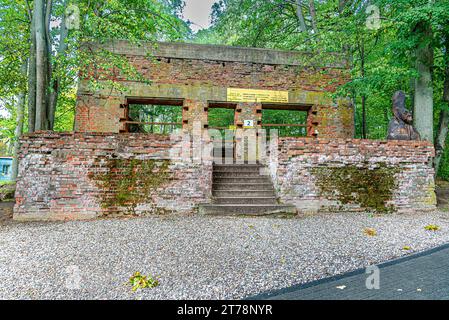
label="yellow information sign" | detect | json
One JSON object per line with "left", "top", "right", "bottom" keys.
{"left": 227, "top": 88, "right": 289, "bottom": 103}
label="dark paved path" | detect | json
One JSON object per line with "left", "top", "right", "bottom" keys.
{"left": 248, "top": 243, "right": 449, "bottom": 300}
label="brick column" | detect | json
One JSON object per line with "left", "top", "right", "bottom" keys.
{"left": 75, "top": 95, "right": 125, "bottom": 133}
{"left": 183, "top": 99, "right": 208, "bottom": 132}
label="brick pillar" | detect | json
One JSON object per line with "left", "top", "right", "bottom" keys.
{"left": 183, "top": 99, "right": 208, "bottom": 132}
{"left": 312, "top": 99, "right": 354, "bottom": 139}
{"left": 75, "top": 95, "right": 125, "bottom": 133}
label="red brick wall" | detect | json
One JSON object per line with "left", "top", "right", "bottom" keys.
{"left": 14, "top": 132, "right": 212, "bottom": 221}
{"left": 14, "top": 133, "right": 436, "bottom": 220}
{"left": 75, "top": 42, "right": 353, "bottom": 137}
{"left": 124, "top": 56, "right": 347, "bottom": 92}
{"left": 269, "top": 138, "right": 436, "bottom": 213}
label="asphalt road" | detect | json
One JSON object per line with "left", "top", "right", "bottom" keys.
{"left": 248, "top": 243, "right": 449, "bottom": 300}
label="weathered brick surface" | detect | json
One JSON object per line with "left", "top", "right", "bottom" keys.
{"left": 14, "top": 133, "right": 436, "bottom": 220}
{"left": 16, "top": 42, "right": 435, "bottom": 220}
{"left": 269, "top": 138, "right": 436, "bottom": 213}
{"left": 14, "top": 132, "right": 212, "bottom": 221}
{"left": 75, "top": 41, "right": 353, "bottom": 138}
{"left": 126, "top": 56, "right": 347, "bottom": 91}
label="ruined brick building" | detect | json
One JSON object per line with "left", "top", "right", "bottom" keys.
{"left": 14, "top": 41, "right": 436, "bottom": 220}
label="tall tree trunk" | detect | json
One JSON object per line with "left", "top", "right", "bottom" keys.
{"left": 383, "top": 105, "right": 389, "bottom": 129}
{"left": 150, "top": 107, "right": 154, "bottom": 133}
{"left": 434, "top": 39, "right": 449, "bottom": 176}
{"left": 361, "top": 96, "right": 367, "bottom": 139}
{"left": 34, "top": 0, "right": 49, "bottom": 131}
{"left": 308, "top": 0, "right": 318, "bottom": 34}
{"left": 434, "top": 110, "right": 449, "bottom": 176}
{"left": 338, "top": 0, "right": 347, "bottom": 13}
{"left": 45, "top": 0, "right": 53, "bottom": 128}
{"left": 48, "top": 0, "right": 67, "bottom": 129}
{"left": 11, "top": 61, "right": 28, "bottom": 181}
{"left": 352, "top": 90, "right": 357, "bottom": 138}
{"left": 295, "top": 0, "right": 307, "bottom": 32}
{"left": 413, "top": 22, "right": 434, "bottom": 142}
{"left": 409, "top": 77, "right": 415, "bottom": 117}
{"left": 28, "top": 10, "right": 37, "bottom": 133}
{"left": 360, "top": 37, "right": 367, "bottom": 139}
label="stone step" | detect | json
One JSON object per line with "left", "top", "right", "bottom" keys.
{"left": 213, "top": 164, "right": 264, "bottom": 172}
{"left": 212, "top": 190, "right": 276, "bottom": 197}
{"left": 214, "top": 197, "right": 278, "bottom": 204}
{"left": 212, "top": 148, "right": 234, "bottom": 153}
{"left": 213, "top": 177, "right": 271, "bottom": 184}
{"left": 212, "top": 183, "right": 275, "bottom": 191}
{"left": 213, "top": 171, "right": 268, "bottom": 178}
{"left": 213, "top": 161, "right": 263, "bottom": 165}
{"left": 198, "top": 204, "right": 297, "bottom": 216}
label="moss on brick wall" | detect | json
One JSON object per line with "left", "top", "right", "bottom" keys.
{"left": 89, "top": 159, "right": 170, "bottom": 215}
{"left": 311, "top": 164, "right": 400, "bottom": 213}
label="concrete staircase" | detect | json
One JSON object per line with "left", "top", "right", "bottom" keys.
{"left": 199, "top": 164, "right": 296, "bottom": 216}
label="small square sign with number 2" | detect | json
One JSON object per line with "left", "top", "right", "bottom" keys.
{"left": 243, "top": 120, "right": 254, "bottom": 127}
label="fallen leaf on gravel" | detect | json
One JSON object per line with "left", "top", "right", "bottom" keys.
{"left": 402, "top": 246, "right": 411, "bottom": 250}
{"left": 129, "top": 272, "right": 159, "bottom": 291}
{"left": 364, "top": 228, "right": 377, "bottom": 236}
{"left": 424, "top": 224, "right": 440, "bottom": 231}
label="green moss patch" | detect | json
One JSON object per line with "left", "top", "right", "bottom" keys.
{"left": 311, "top": 164, "right": 400, "bottom": 213}
{"left": 89, "top": 159, "right": 170, "bottom": 215}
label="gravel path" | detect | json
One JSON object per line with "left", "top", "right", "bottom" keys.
{"left": 1, "top": 212, "right": 449, "bottom": 300}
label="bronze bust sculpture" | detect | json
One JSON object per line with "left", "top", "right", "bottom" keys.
{"left": 387, "top": 91, "right": 421, "bottom": 140}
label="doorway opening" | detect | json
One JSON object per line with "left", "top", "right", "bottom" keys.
{"left": 206, "top": 102, "right": 236, "bottom": 164}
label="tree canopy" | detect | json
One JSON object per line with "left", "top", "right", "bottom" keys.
{"left": 1, "top": 0, "right": 449, "bottom": 179}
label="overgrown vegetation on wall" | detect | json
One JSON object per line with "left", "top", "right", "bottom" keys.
{"left": 89, "top": 159, "right": 170, "bottom": 215}
{"left": 312, "top": 164, "right": 400, "bottom": 213}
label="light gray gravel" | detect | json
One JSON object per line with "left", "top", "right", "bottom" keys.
{"left": 1, "top": 212, "right": 449, "bottom": 300}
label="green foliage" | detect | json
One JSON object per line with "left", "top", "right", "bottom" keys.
{"left": 0, "top": 0, "right": 191, "bottom": 149}
{"left": 197, "top": 0, "right": 449, "bottom": 179}
{"left": 262, "top": 109, "right": 307, "bottom": 137}
{"left": 128, "top": 104, "right": 182, "bottom": 134}
{"left": 0, "top": 181, "right": 15, "bottom": 201}
{"left": 439, "top": 144, "right": 449, "bottom": 180}
{"left": 207, "top": 108, "right": 235, "bottom": 129}
{"left": 1, "top": 1, "right": 449, "bottom": 180}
